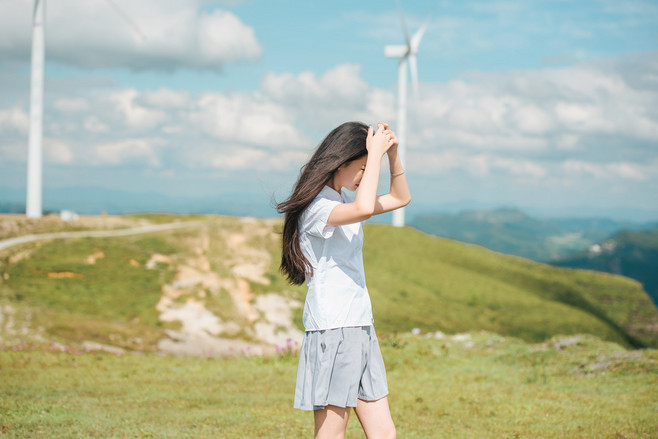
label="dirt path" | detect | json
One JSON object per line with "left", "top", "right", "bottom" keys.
{"left": 0, "top": 221, "right": 207, "bottom": 252}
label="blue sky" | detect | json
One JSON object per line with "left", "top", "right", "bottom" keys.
{"left": 1, "top": 0, "right": 657, "bottom": 220}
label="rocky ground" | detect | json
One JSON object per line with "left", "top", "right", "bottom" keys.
{"left": 0, "top": 215, "right": 303, "bottom": 358}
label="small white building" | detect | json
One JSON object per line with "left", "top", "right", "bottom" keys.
{"left": 60, "top": 210, "right": 79, "bottom": 221}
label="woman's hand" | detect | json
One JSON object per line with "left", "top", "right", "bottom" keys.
{"left": 385, "top": 126, "right": 399, "bottom": 153}
{"left": 366, "top": 123, "right": 395, "bottom": 157}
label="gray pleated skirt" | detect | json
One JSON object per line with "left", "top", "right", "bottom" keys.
{"left": 293, "top": 325, "right": 389, "bottom": 411}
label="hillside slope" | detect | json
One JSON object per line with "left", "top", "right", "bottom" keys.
{"left": 363, "top": 225, "right": 658, "bottom": 348}
{"left": 553, "top": 229, "right": 658, "bottom": 305}
{"left": 0, "top": 215, "right": 656, "bottom": 355}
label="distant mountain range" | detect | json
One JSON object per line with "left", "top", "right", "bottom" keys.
{"left": 4, "top": 185, "right": 658, "bottom": 221}
{"left": 0, "top": 186, "right": 277, "bottom": 218}
{"left": 410, "top": 208, "right": 658, "bottom": 262}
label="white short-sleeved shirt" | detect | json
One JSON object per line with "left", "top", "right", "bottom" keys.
{"left": 298, "top": 185, "right": 374, "bottom": 331}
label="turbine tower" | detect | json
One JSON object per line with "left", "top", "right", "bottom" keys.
{"left": 24, "top": 0, "right": 145, "bottom": 218}
{"left": 385, "top": 2, "right": 432, "bottom": 227}
{"left": 26, "top": 0, "right": 46, "bottom": 218}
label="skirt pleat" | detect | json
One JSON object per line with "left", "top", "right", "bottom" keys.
{"left": 293, "top": 325, "right": 388, "bottom": 411}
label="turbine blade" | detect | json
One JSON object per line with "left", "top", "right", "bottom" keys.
{"left": 396, "top": 0, "right": 411, "bottom": 47}
{"left": 104, "top": 0, "right": 148, "bottom": 41}
{"left": 410, "top": 11, "right": 433, "bottom": 52}
{"left": 409, "top": 53, "right": 419, "bottom": 99}
{"left": 385, "top": 44, "right": 408, "bottom": 58}
{"left": 33, "top": 0, "right": 42, "bottom": 21}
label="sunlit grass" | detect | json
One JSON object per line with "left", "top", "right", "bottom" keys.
{"left": 1, "top": 214, "right": 657, "bottom": 437}
{"left": 1, "top": 216, "right": 656, "bottom": 352}
{"left": 363, "top": 225, "right": 657, "bottom": 348}
{"left": 0, "top": 333, "right": 656, "bottom": 438}
{"left": 3, "top": 236, "right": 177, "bottom": 324}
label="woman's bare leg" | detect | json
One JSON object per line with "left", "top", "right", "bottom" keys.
{"left": 314, "top": 405, "right": 351, "bottom": 439}
{"left": 354, "top": 397, "right": 396, "bottom": 439}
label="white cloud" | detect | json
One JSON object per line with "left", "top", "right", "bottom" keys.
{"left": 0, "top": 0, "right": 262, "bottom": 71}
{"left": 205, "top": 147, "right": 313, "bottom": 172}
{"left": 608, "top": 162, "right": 646, "bottom": 181}
{"left": 189, "top": 92, "right": 310, "bottom": 148}
{"left": 269, "top": 150, "right": 311, "bottom": 171}
{"left": 0, "top": 107, "right": 29, "bottom": 133}
{"left": 261, "top": 64, "right": 388, "bottom": 130}
{"left": 84, "top": 116, "right": 109, "bottom": 133}
{"left": 410, "top": 151, "right": 547, "bottom": 179}
{"left": 561, "top": 160, "right": 647, "bottom": 181}
{"left": 195, "top": 9, "right": 262, "bottom": 64}
{"left": 109, "top": 90, "right": 168, "bottom": 129}
{"left": 94, "top": 138, "right": 164, "bottom": 167}
{"left": 140, "top": 89, "right": 191, "bottom": 109}
{"left": 210, "top": 146, "right": 267, "bottom": 170}
{"left": 52, "top": 98, "right": 89, "bottom": 113}
{"left": 493, "top": 157, "right": 547, "bottom": 178}
{"left": 45, "top": 139, "right": 74, "bottom": 164}
{"left": 556, "top": 134, "right": 580, "bottom": 151}
{"left": 0, "top": 54, "right": 656, "bottom": 213}
{"left": 262, "top": 67, "right": 349, "bottom": 104}
{"left": 511, "top": 105, "right": 553, "bottom": 134}
{"left": 409, "top": 53, "right": 658, "bottom": 171}
{"left": 358, "top": 88, "right": 396, "bottom": 125}
{"left": 554, "top": 102, "right": 607, "bottom": 132}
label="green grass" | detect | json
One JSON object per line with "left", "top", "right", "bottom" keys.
{"left": 0, "top": 333, "right": 656, "bottom": 438}
{"left": 0, "top": 235, "right": 179, "bottom": 350}
{"left": 1, "top": 216, "right": 657, "bottom": 351}
{"left": 4, "top": 236, "right": 177, "bottom": 324}
{"left": 124, "top": 213, "right": 215, "bottom": 224}
{"left": 363, "top": 225, "right": 657, "bottom": 348}
{"left": 1, "top": 214, "right": 657, "bottom": 437}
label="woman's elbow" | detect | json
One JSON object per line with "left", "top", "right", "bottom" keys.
{"left": 356, "top": 204, "right": 376, "bottom": 219}
{"left": 401, "top": 194, "right": 411, "bottom": 207}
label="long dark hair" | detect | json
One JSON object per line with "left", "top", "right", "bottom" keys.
{"left": 276, "top": 121, "right": 369, "bottom": 285}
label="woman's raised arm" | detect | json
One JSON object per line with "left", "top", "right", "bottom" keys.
{"left": 374, "top": 131, "right": 411, "bottom": 214}
{"left": 327, "top": 124, "right": 392, "bottom": 226}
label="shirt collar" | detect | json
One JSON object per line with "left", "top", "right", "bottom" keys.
{"left": 321, "top": 185, "right": 342, "bottom": 201}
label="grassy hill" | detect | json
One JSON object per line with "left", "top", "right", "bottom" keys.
{"left": 363, "top": 225, "right": 657, "bottom": 348}
{"left": 554, "top": 229, "right": 658, "bottom": 305}
{"left": 0, "top": 214, "right": 656, "bottom": 352}
{"left": 1, "top": 214, "right": 657, "bottom": 437}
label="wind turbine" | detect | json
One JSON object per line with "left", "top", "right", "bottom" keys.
{"left": 26, "top": 0, "right": 45, "bottom": 218}
{"left": 24, "top": 0, "right": 146, "bottom": 218}
{"left": 385, "top": 2, "right": 432, "bottom": 227}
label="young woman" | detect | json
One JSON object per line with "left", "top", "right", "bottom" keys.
{"left": 277, "top": 121, "right": 410, "bottom": 439}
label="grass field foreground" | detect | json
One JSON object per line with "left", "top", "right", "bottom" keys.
{"left": 1, "top": 332, "right": 656, "bottom": 438}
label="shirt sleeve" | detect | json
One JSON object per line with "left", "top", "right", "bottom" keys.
{"left": 302, "top": 196, "right": 341, "bottom": 239}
